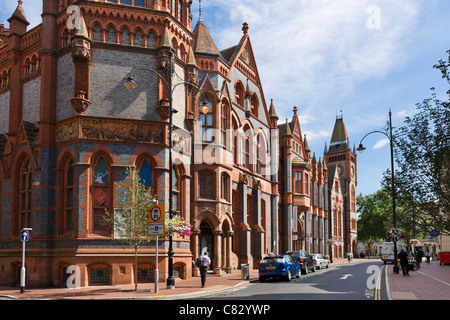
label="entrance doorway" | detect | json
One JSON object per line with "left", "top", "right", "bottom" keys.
{"left": 198, "top": 220, "right": 214, "bottom": 270}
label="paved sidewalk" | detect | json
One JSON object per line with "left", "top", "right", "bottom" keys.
{"left": 386, "top": 259, "right": 450, "bottom": 300}
{"left": 1, "top": 258, "right": 448, "bottom": 300}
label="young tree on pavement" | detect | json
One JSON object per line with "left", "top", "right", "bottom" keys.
{"left": 104, "top": 166, "right": 156, "bottom": 292}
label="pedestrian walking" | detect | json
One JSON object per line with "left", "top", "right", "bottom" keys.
{"left": 347, "top": 252, "right": 352, "bottom": 263}
{"left": 398, "top": 249, "right": 410, "bottom": 276}
{"left": 415, "top": 249, "right": 423, "bottom": 268}
{"left": 199, "top": 251, "right": 211, "bottom": 288}
{"left": 426, "top": 251, "right": 431, "bottom": 264}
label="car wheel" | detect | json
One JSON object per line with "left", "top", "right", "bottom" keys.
{"left": 286, "top": 270, "right": 292, "bottom": 281}
{"left": 259, "top": 276, "right": 265, "bottom": 282}
{"left": 326, "top": 263, "right": 329, "bottom": 269}
{"left": 311, "top": 264, "right": 316, "bottom": 272}
{"left": 303, "top": 266, "right": 308, "bottom": 275}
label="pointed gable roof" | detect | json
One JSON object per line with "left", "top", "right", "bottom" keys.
{"left": 192, "top": 20, "right": 221, "bottom": 56}
{"left": 8, "top": 0, "right": 29, "bottom": 26}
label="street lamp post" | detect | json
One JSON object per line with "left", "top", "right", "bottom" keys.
{"left": 357, "top": 110, "right": 399, "bottom": 274}
{"left": 123, "top": 50, "right": 208, "bottom": 289}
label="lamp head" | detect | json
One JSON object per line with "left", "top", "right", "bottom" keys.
{"left": 356, "top": 144, "right": 366, "bottom": 152}
{"left": 200, "top": 100, "right": 211, "bottom": 115}
{"left": 122, "top": 77, "right": 139, "bottom": 90}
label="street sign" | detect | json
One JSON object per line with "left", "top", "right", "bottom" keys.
{"left": 147, "top": 204, "right": 165, "bottom": 236}
{"left": 21, "top": 230, "right": 29, "bottom": 242}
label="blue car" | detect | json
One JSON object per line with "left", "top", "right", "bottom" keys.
{"left": 259, "top": 254, "right": 300, "bottom": 282}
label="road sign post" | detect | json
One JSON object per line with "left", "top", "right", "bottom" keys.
{"left": 147, "top": 204, "right": 165, "bottom": 293}
{"left": 20, "top": 228, "right": 32, "bottom": 293}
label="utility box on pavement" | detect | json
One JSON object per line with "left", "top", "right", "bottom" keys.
{"left": 241, "top": 264, "right": 249, "bottom": 280}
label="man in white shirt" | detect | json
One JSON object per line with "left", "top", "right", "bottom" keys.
{"left": 200, "top": 251, "right": 211, "bottom": 288}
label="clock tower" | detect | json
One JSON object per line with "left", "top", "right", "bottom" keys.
{"left": 324, "top": 114, "right": 358, "bottom": 257}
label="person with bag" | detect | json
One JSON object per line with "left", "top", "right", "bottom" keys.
{"left": 196, "top": 251, "right": 211, "bottom": 288}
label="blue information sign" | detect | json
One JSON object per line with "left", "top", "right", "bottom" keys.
{"left": 21, "top": 230, "right": 29, "bottom": 242}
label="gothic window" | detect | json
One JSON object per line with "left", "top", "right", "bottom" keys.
{"left": 251, "top": 94, "right": 259, "bottom": 117}
{"left": 23, "top": 58, "right": 31, "bottom": 76}
{"left": 178, "top": 0, "right": 183, "bottom": 22}
{"left": 92, "top": 25, "right": 102, "bottom": 42}
{"left": 333, "top": 207, "right": 337, "bottom": 237}
{"left": 294, "top": 171, "right": 302, "bottom": 193}
{"left": 93, "top": 157, "right": 110, "bottom": 233}
{"left": 63, "top": 159, "right": 75, "bottom": 233}
{"left": 138, "top": 160, "right": 153, "bottom": 188}
{"left": 18, "top": 159, "right": 33, "bottom": 230}
{"left": 200, "top": 100, "right": 213, "bottom": 142}
{"left": 147, "top": 32, "right": 156, "bottom": 48}
{"left": 257, "top": 133, "right": 266, "bottom": 175}
{"left": 121, "top": 28, "right": 130, "bottom": 45}
{"left": 134, "top": 30, "right": 143, "bottom": 47}
{"left": 221, "top": 173, "right": 230, "bottom": 202}
{"left": 235, "top": 82, "right": 245, "bottom": 107}
{"left": 172, "top": 167, "right": 180, "bottom": 212}
{"left": 220, "top": 101, "right": 228, "bottom": 146}
{"left": 244, "top": 136, "right": 250, "bottom": 170}
{"left": 106, "top": 26, "right": 116, "bottom": 43}
{"left": 199, "top": 171, "right": 214, "bottom": 199}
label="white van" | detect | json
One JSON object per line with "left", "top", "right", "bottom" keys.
{"left": 381, "top": 241, "right": 405, "bottom": 264}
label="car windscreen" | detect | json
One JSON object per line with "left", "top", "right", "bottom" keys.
{"left": 261, "top": 257, "right": 285, "bottom": 263}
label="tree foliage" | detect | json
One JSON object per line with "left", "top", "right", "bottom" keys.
{"left": 357, "top": 189, "right": 392, "bottom": 244}
{"left": 392, "top": 50, "right": 450, "bottom": 234}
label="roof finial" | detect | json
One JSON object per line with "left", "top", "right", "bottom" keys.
{"left": 242, "top": 22, "right": 249, "bottom": 34}
{"left": 199, "top": 0, "right": 203, "bottom": 22}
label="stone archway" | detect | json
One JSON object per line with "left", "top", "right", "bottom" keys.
{"left": 198, "top": 220, "right": 214, "bottom": 271}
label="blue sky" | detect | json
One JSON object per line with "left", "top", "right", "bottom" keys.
{"left": 1, "top": 0, "right": 450, "bottom": 197}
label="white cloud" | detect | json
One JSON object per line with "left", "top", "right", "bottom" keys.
{"left": 373, "top": 138, "right": 390, "bottom": 150}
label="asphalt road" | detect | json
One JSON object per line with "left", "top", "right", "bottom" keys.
{"left": 199, "top": 260, "right": 388, "bottom": 300}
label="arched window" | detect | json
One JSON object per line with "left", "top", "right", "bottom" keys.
{"left": 257, "top": 133, "right": 266, "bottom": 175}
{"left": 106, "top": 26, "right": 116, "bottom": 43}
{"left": 134, "top": 30, "right": 143, "bottom": 47}
{"left": 138, "top": 159, "right": 153, "bottom": 188}
{"left": 18, "top": 159, "right": 33, "bottom": 230}
{"left": 235, "top": 82, "right": 245, "bottom": 107}
{"left": 92, "top": 24, "right": 102, "bottom": 42}
{"left": 24, "top": 58, "right": 31, "bottom": 76}
{"left": 121, "top": 28, "right": 130, "bottom": 45}
{"left": 221, "top": 173, "right": 230, "bottom": 202}
{"left": 93, "top": 157, "right": 110, "bottom": 233}
{"left": 63, "top": 159, "right": 75, "bottom": 233}
{"left": 251, "top": 94, "right": 259, "bottom": 117}
{"left": 172, "top": 167, "right": 180, "bottom": 212}
{"left": 147, "top": 32, "right": 156, "bottom": 48}
{"left": 199, "top": 171, "right": 214, "bottom": 199}
{"left": 220, "top": 101, "right": 229, "bottom": 146}
{"left": 178, "top": 0, "right": 183, "bottom": 22}
{"left": 200, "top": 99, "right": 213, "bottom": 142}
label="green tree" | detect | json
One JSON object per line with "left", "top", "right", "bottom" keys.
{"left": 357, "top": 189, "right": 392, "bottom": 254}
{"left": 392, "top": 50, "right": 450, "bottom": 235}
{"left": 105, "top": 166, "right": 156, "bottom": 292}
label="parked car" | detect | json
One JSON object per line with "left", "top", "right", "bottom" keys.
{"left": 259, "top": 254, "right": 300, "bottom": 282}
{"left": 286, "top": 251, "right": 315, "bottom": 274}
{"left": 311, "top": 254, "right": 330, "bottom": 270}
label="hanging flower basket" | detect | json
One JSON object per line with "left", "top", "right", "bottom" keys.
{"left": 166, "top": 215, "right": 193, "bottom": 237}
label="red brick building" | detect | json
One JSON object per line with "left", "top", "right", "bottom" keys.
{"left": 0, "top": 0, "right": 356, "bottom": 288}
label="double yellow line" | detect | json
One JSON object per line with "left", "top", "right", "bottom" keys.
{"left": 375, "top": 265, "right": 385, "bottom": 300}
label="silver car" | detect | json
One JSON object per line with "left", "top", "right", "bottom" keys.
{"left": 311, "top": 254, "right": 330, "bottom": 270}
